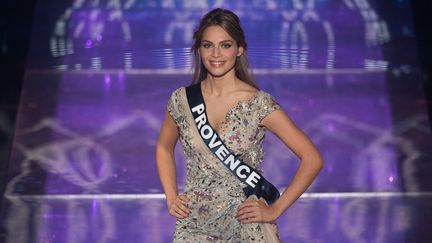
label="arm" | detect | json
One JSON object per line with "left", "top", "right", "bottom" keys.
{"left": 262, "top": 109, "right": 324, "bottom": 218}
{"left": 156, "top": 111, "right": 190, "bottom": 218}
{"left": 236, "top": 109, "right": 323, "bottom": 223}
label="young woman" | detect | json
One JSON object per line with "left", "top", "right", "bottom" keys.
{"left": 156, "top": 8, "right": 323, "bottom": 242}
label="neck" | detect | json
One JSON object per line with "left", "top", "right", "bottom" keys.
{"left": 202, "top": 72, "right": 239, "bottom": 96}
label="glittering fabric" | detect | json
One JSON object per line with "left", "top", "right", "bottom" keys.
{"left": 167, "top": 86, "right": 281, "bottom": 243}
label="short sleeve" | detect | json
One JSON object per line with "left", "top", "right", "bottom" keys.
{"left": 166, "top": 87, "right": 182, "bottom": 121}
{"left": 258, "top": 92, "right": 281, "bottom": 122}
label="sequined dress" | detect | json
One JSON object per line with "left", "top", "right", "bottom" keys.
{"left": 167, "top": 86, "right": 281, "bottom": 242}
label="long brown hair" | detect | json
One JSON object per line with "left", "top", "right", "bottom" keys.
{"left": 190, "top": 8, "right": 258, "bottom": 89}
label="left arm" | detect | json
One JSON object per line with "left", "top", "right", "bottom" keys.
{"left": 236, "top": 109, "right": 324, "bottom": 223}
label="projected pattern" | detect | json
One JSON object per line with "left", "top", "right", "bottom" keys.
{"left": 36, "top": 0, "right": 392, "bottom": 71}
{"left": 2, "top": 0, "right": 432, "bottom": 242}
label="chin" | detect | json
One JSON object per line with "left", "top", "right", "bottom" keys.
{"left": 207, "top": 70, "right": 230, "bottom": 78}
{"left": 205, "top": 66, "right": 235, "bottom": 78}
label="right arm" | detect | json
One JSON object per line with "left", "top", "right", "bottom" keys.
{"left": 156, "top": 111, "right": 190, "bottom": 219}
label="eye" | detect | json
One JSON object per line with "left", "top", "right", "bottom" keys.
{"left": 201, "top": 43, "right": 212, "bottom": 48}
{"left": 221, "top": 43, "right": 232, "bottom": 49}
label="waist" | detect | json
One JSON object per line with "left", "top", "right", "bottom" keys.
{"left": 184, "top": 177, "right": 245, "bottom": 198}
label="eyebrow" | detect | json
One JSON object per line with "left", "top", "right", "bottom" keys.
{"left": 201, "top": 40, "right": 234, "bottom": 44}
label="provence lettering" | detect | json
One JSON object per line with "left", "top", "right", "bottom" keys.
{"left": 191, "top": 103, "right": 261, "bottom": 188}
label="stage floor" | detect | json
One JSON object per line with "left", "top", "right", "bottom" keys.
{"left": 2, "top": 193, "right": 432, "bottom": 242}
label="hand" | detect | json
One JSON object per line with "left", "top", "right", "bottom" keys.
{"left": 167, "top": 194, "right": 190, "bottom": 219}
{"left": 235, "top": 197, "right": 278, "bottom": 224}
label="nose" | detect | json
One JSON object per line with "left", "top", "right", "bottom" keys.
{"left": 211, "top": 46, "right": 221, "bottom": 58}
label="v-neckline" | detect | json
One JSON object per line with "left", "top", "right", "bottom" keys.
{"left": 199, "top": 82, "right": 261, "bottom": 135}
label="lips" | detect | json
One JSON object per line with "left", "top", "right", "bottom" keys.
{"left": 209, "top": 60, "right": 226, "bottom": 67}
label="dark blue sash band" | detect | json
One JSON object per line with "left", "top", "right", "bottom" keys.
{"left": 185, "top": 83, "right": 280, "bottom": 205}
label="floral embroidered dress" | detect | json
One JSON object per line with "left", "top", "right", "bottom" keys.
{"left": 167, "top": 86, "right": 281, "bottom": 242}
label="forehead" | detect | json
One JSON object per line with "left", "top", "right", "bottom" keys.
{"left": 201, "top": 25, "right": 234, "bottom": 42}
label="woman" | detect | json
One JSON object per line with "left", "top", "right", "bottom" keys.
{"left": 156, "top": 8, "right": 323, "bottom": 242}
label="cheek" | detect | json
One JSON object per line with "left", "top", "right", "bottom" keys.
{"left": 224, "top": 49, "right": 238, "bottom": 59}
{"left": 198, "top": 48, "right": 208, "bottom": 57}
{"left": 199, "top": 47, "right": 238, "bottom": 60}
{"left": 201, "top": 50, "right": 219, "bottom": 60}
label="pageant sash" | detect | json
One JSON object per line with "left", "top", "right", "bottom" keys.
{"left": 185, "top": 83, "right": 280, "bottom": 205}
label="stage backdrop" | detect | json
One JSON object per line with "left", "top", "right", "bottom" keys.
{"left": 4, "top": 0, "right": 431, "bottom": 206}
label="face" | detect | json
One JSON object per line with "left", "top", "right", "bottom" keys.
{"left": 199, "top": 25, "right": 244, "bottom": 78}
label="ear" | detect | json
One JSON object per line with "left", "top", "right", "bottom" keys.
{"left": 237, "top": 46, "right": 245, "bottom": 57}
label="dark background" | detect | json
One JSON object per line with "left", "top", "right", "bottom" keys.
{"left": 0, "top": 0, "right": 38, "bottom": 212}
{"left": 410, "top": 1, "right": 432, "bottom": 122}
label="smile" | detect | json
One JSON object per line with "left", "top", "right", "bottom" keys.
{"left": 209, "top": 61, "right": 226, "bottom": 67}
